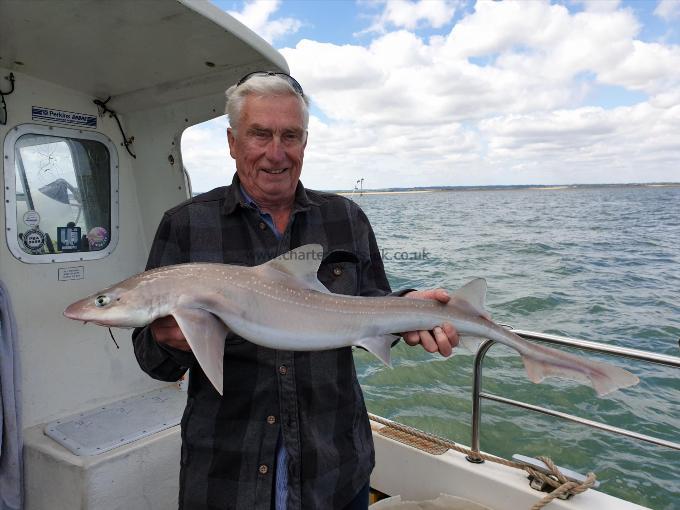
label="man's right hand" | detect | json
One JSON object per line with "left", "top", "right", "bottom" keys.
{"left": 150, "top": 316, "right": 191, "bottom": 351}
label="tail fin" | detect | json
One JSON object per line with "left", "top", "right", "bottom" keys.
{"left": 521, "top": 346, "right": 639, "bottom": 397}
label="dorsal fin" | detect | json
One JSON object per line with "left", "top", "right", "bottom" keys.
{"left": 259, "top": 244, "right": 329, "bottom": 293}
{"left": 452, "top": 278, "right": 490, "bottom": 319}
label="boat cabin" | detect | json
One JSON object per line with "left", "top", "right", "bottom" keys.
{"left": 0, "top": 1, "right": 286, "bottom": 508}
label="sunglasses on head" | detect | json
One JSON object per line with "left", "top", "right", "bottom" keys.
{"left": 236, "top": 71, "right": 304, "bottom": 96}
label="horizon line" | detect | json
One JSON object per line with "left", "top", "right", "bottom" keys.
{"left": 192, "top": 181, "right": 680, "bottom": 195}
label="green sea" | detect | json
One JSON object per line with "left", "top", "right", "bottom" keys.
{"left": 351, "top": 185, "right": 680, "bottom": 510}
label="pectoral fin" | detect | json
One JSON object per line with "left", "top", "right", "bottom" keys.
{"left": 172, "top": 308, "right": 228, "bottom": 395}
{"left": 354, "top": 334, "right": 398, "bottom": 367}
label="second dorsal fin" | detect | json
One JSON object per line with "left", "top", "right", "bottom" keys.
{"left": 452, "top": 278, "right": 490, "bottom": 319}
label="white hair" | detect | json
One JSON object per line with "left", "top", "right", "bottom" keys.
{"left": 225, "top": 74, "right": 310, "bottom": 133}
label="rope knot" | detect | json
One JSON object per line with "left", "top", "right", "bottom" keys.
{"left": 527, "top": 456, "right": 597, "bottom": 510}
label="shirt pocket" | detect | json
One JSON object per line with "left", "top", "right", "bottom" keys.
{"left": 317, "top": 249, "right": 360, "bottom": 296}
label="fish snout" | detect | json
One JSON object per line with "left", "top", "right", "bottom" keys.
{"left": 63, "top": 301, "right": 88, "bottom": 321}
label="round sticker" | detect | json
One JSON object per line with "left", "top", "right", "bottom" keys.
{"left": 22, "top": 228, "right": 46, "bottom": 252}
{"left": 87, "top": 226, "right": 109, "bottom": 250}
{"left": 23, "top": 210, "right": 41, "bottom": 227}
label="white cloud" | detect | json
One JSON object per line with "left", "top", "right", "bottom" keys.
{"left": 363, "top": 0, "right": 458, "bottom": 33}
{"left": 228, "top": 0, "right": 301, "bottom": 44}
{"left": 654, "top": 0, "right": 680, "bottom": 20}
{"left": 478, "top": 103, "right": 680, "bottom": 182}
{"left": 180, "top": 117, "right": 235, "bottom": 193}
{"left": 184, "top": 0, "right": 680, "bottom": 190}
{"left": 597, "top": 41, "right": 680, "bottom": 93}
{"left": 286, "top": 0, "right": 679, "bottom": 188}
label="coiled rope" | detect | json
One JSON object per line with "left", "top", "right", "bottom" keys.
{"left": 368, "top": 413, "right": 597, "bottom": 509}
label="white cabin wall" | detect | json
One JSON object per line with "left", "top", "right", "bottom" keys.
{"left": 0, "top": 68, "right": 166, "bottom": 429}
{"left": 124, "top": 91, "right": 230, "bottom": 242}
{"left": 0, "top": 66, "right": 233, "bottom": 429}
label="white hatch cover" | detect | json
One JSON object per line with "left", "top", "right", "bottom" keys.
{"left": 44, "top": 387, "right": 186, "bottom": 456}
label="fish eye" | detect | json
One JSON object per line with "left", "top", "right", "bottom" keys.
{"left": 95, "top": 295, "right": 111, "bottom": 307}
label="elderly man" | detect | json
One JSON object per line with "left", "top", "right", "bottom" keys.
{"left": 132, "top": 72, "right": 458, "bottom": 510}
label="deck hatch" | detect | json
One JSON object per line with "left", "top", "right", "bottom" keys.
{"left": 44, "top": 387, "right": 185, "bottom": 456}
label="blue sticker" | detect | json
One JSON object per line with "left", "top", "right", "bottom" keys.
{"left": 57, "top": 226, "right": 82, "bottom": 252}
{"left": 32, "top": 106, "right": 97, "bottom": 128}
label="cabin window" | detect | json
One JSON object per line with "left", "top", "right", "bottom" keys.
{"left": 181, "top": 116, "right": 233, "bottom": 195}
{"left": 3, "top": 124, "right": 119, "bottom": 263}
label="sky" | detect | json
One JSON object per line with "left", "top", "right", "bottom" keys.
{"left": 181, "top": 0, "right": 680, "bottom": 191}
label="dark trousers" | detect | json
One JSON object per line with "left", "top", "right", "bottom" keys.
{"left": 341, "top": 482, "right": 370, "bottom": 510}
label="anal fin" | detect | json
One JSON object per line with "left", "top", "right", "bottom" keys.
{"left": 458, "top": 335, "right": 486, "bottom": 353}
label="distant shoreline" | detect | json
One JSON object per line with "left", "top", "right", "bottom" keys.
{"left": 338, "top": 190, "right": 435, "bottom": 196}
{"left": 331, "top": 182, "right": 680, "bottom": 196}
{"left": 193, "top": 182, "right": 680, "bottom": 197}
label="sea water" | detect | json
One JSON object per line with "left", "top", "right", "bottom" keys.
{"left": 352, "top": 185, "right": 680, "bottom": 510}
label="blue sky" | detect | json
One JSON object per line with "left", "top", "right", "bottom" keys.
{"left": 182, "top": 1, "right": 680, "bottom": 191}
{"left": 215, "top": 0, "right": 680, "bottom": 49}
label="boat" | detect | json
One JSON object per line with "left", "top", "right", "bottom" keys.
{"left": 1, "top": 1, "right": 677, "bottom": 509}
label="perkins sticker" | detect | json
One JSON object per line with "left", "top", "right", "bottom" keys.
{"left": 32, "top": 106, "right": 97, "bottom": 128}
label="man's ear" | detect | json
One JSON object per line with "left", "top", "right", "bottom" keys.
{"left": 227, "top": 127, "right": 237, "bottom": 159}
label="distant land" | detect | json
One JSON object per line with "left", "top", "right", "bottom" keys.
{"left": 193, "top": 182, "right": 679, "bottom": 196}
{"left": 331, "top": 182, "right": 680, "bottom": 195}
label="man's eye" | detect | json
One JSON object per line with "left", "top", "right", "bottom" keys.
{"left": 283, "top": 132, "right": 302, "bottom": 143}
{"left": 251, "top": 130, "right": 271, "bottom": 140}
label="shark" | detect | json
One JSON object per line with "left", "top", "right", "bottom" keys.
{"left": 63, "top": 244, "right": 638, "bottom": 396}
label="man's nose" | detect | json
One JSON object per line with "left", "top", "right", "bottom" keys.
{"left": 265, "top": 136, "right": 287, "bottom": 162}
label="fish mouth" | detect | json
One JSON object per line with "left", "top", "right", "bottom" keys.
{"left": 63, "top": 311, "right": 117, "bottom": 328}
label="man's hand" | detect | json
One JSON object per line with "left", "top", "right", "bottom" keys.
{"left": 401, "top": 289, "right": 459, "bottom": 357}
{"left": 150, "top": 316, "right": 191, "bottom": 352}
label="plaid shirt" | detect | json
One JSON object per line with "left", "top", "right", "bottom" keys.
{"left": 132, "top": 174, "right": 392, "bottom": 509}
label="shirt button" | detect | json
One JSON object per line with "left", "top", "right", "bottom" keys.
{"left": 266, "top": 415, "right": 276, "bottom": 425}
{"left": 278, "top": 365, "right": 288, "bottom": 375}
{"left": 332, "top": 265, "right": 343, "bottom": 276}
{"left": 259, "top": 221, "right": 267, "bottom": 230}
{"left": 259, "top": 464, "right": 268, "bottom": 475}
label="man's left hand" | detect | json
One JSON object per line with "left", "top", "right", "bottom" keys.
{"left": 401, "top": 289, "right": 459, "bottom": 357}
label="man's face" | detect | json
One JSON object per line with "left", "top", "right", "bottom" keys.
{"left": 228, "top": 94, "right": 307, "bottom": 207}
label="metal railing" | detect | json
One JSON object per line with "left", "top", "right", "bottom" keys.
{"left": 468, "top": 330, "right": 680, "bottom": 462}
